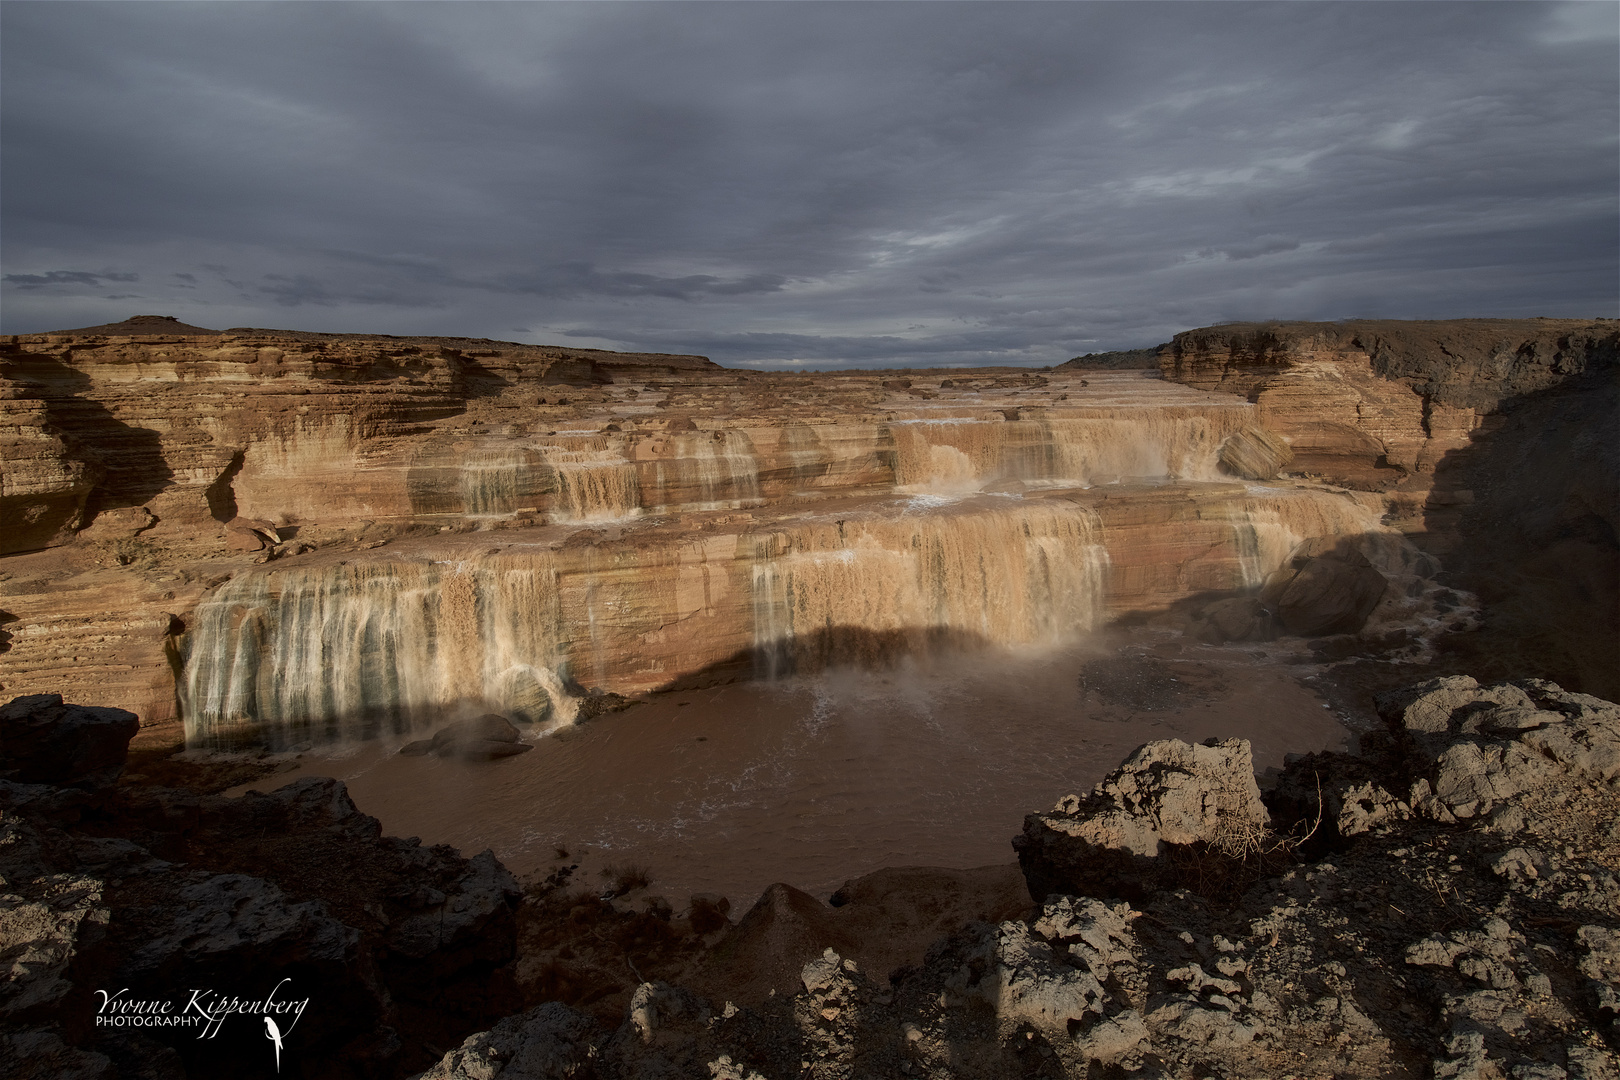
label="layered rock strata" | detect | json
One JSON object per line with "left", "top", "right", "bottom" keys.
{"left": 1157, "top": 318, "right": 1618, "bottom": 698}
{"left": 1, "top": 317, "right": 1614, "bottom": 741}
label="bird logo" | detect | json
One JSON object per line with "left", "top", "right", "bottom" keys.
{"left": 264, "top": 1016, "right": 284, "bottom": 1072}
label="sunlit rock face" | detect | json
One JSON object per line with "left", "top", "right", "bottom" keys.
{"left": 1159, "top": 318, "right": 1616, "bottom": 496}
{"left": 1158, "top": 318, "right": 1620, "bottom": 698}
{"left": 179, "top": 481, "right": 1383, "bottom": 748}
{"left": 1, "top": 317, "right": 1613, "bottom": 738}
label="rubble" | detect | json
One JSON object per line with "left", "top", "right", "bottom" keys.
{"left": 8, "top": 676, "right": 1620, "bottom": 1077}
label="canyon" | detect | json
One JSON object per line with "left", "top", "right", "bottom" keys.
{"left": 4, "top": 316, "right": 1612, "bottom": 745}
{"left": 2, "top": 314, "right": 1617, "bottom": 1077}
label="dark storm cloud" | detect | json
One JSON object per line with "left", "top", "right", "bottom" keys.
{"left": 4, "top": 270, "right": 139, "bottom": 289}
{"left": 2, "top": 2, "right": 1614, "bottom": 367}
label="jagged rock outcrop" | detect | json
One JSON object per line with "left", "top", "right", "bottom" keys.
{"left": 417, "top": 1001, "right": 598, "bottom": 1080}
{"left": 0, "top": 696, "right": 523, "bottom": 1079}
{"left": 0, "top": 694, "right": 139, "bottom": 787}
{"left": 1015, "top": 738, "right": 1269, "bottom": 903}
{"left": 416, "top": 676, "right": 1620, "bottom": 1080}
{"left": 13, "top": 676, "right": 1620, "bottom": 1078}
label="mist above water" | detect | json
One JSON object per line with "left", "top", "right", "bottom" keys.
{"left": 251, "top": 631, "right": 1350, "bottom": 905}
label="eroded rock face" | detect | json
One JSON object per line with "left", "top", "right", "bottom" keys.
{"left": 7, "top": 317, "right": 1613, "bottom": 737}
{"left": 1015, "top": 738, "right": 1268, "bottom": 903}
{"left": 1159, "top": 318, "right": 1620, "bottom": 698}
{"left": 0, "top": 694, "right": 138, "bottom": 787}
{"left": 0, "top": 703, "right": 523, "bottom": 1079}
{"left": 4, "top": 322, "right": 1396, "bottom": 738}
{"left": 1216, "top": 425, "right": 1294, "bottom": 480}
{"left": 1258, "top": 536, "right": 1389, "bottom": 637}
{"left": 418, "top": 677, "right": 1620, "bottom": 1080}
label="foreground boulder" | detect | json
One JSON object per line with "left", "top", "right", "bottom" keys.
{"left": 0, "top": 694, "right": 139, "bottom": 786}
{"left": 399, "top": 713, "right": 534, "bottom": 760}
{"left": 0, "top": 700, "right": 523, "bottom": 1079}
{"left": 1015, "top": 737, "right": 1269, "bottom": 902}
{"left": 1258, "top": 536, "right": 1389, "bottom": 636}
{"left": 421, "top": 676, "right": 1620, "bottom": 1080}
{"left": 418, "top": 1001, "right": 597, "bottom": 1080}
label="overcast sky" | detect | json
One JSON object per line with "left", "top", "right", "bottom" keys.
{"left": 2, "top": 2, "right": 1615, "bottom": 369}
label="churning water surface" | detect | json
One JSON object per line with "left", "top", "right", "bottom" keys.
{"left": 245, "top": 631, "right": 1351, "bottom": 908}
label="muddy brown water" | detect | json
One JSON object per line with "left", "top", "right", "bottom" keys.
{"left": 239, "top": 632, "right": 1353, "bottom": 907}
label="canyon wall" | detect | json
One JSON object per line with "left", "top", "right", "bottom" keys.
{"left": 2, "top": 317, "right": 1613, "bottom": 743}
{"left": 1158, "top": 318, "right": 1619, "bottom": 697}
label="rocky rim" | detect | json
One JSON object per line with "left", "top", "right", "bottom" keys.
{"left": 3, "top": 675, "right": 1618, "bottom": 1079}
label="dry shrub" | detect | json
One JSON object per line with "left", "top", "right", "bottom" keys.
{"left": 599, "top": 863, "right": 652, "bottom": 897}
{"left": 1175, "top": 771, "right": 1323, "bottom": 898}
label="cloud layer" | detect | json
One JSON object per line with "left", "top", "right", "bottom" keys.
{"left": 3, "top": 2, "right": 1614, "bottom": 368}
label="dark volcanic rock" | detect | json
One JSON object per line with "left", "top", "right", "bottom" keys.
{"left": 0, "top": 694, "right": 139, "bottom": 787}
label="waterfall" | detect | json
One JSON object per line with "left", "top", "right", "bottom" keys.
{"left": 747, "top": 502, "right": 1110, "bottom": 675}
{"left": 181, "top": 473, "right": 1401, "bottom": 747}
{"left": 646, "top": 431, "right": 763, "bottom": 512}
{"left": 750, "top": 556, "right": 792, "bottom": 680}
{"left": 460, "top": 449, "right": 532, "bottom": 516}
{"left": 539, "top": 442, "right": 641, "bottom": 522}
{"left": 888, "top": 411, "right": 1245, "bottom": 493}
{"left": 182, "top": 554, "right": 575, "bottom": 748}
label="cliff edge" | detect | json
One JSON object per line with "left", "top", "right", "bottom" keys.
{"left": 6, "top": 679, "right": 1619, "bottom": 1078}
{"left": 1157, "top": 318, "right": 1619, "bottom": 700}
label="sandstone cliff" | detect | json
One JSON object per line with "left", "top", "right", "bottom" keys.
{"left": 1157, "top": 318, "right": 1619, "bottom": 699}
{"left": 1, "top": 317, "right": 1614, "bottom": 741}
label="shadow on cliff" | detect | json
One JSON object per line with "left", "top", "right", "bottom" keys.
{"left": 5, "top": 351, "right": 174, "bottom": 520}
{"left": 651, "top": 625, "right": 1008, "bottom": 692}
{"left": 1418, "top": 367, "right": 1619, "bottom": 700}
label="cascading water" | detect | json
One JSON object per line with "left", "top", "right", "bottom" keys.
{"left": 460, "top": 449, "right": 533, "bottom": 516}
{"left": 539, "top": 442, "right": 641, "bottom": 522}
{"left": 646, "top": 430, "right": 763, "bottom": 512}
{"left": 889, "top": 412, "right": 1246, "bottom": 493}
{"left": 180, "top": 367, "right": 1421, "bottom": 750}
{"left": 180, "top": 480, "right": 1399, "bottom": 747}
{"left": 182, "top": 555, "right": 576, "bottom": 748}
{"left": 747, "top": 503, "right": 1110, "bottom": 676}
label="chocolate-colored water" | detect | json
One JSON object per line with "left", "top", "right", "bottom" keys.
{"left": 251, "top": 633, "right": 1350, "bottom": 905}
